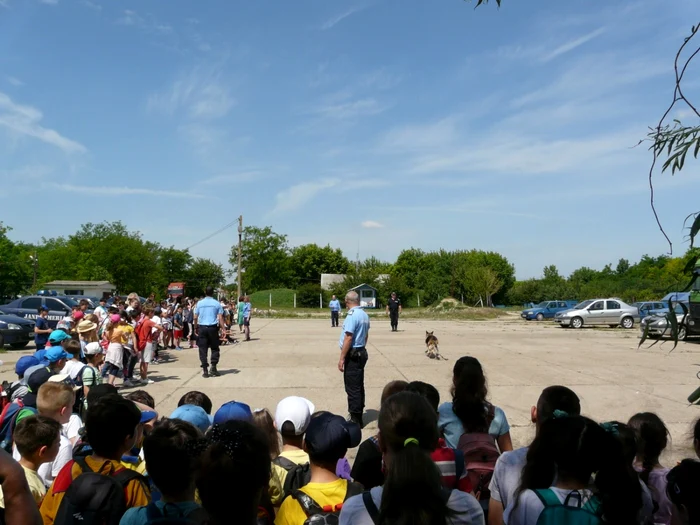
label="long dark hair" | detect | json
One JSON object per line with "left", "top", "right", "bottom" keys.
{"left": 516, "top": 415, "right": 641, "bottom": 525}
{"left": 379, "top": 391, "right": 453, "bottom": 525}
{"left": 627, "top": 412, "right": 669, "bottom": 485}
{"left": 666, "top": 459, "right": 700, "bottom": 523}
{"left": 451, "top": 356, "right": 489, "bottom": 432}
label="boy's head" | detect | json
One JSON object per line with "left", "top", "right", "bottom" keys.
{"left": 143, "top": 306, "right": 154, "bottom": 318}
{"left": 381, "top": 380, "right": 408, "bottom": 405}
{"left": 533, "top": 386, "right": 581, "bottom": 431}
{"left": 37, "top": 381, "right": 75, "bottom": 424}
{"left": 126, "top": 390, "right": 155, "bottom": 409}
{"left": 143, "top": 418, "right": 202, "bottom": 498}
{"left": 15, "top": 356, "right": 39, "bottom": 380}
{"left": 178, "top": 391, "right": 213, "bottom": 415}
{"left": 45, "top": 346, "right": 70, "bottom": 372}
{"left": 304, "top": 412, "right": 361, "bottom": 469}
{"left": 64, "top": 340, "right": 81, "bottom": 359}
{"left": 405, "top": 381, "right": 440, "bottom": 413}
{"left": 86, "top": 394, "right": 142, "bottom": 459}
{"left": 14, "top": 415, "right": 61, "bottom": 465}
{"left": 275, "top": 397, "right": 314, "bottom": 446}
{"left": 85, "top": 342, "right": 104, "bottom": 365}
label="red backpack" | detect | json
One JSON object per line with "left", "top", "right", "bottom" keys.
{"left": 456, "top": 405, "right": 500, "bottom": 502}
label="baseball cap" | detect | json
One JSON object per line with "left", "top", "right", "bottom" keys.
{"left": 275, "top": 396, "right": 316, "bottom": 436}
{"left": 85, "top": 342, "right": 103, "bottom": 355}
{"left": 56, "top": 319, "right": 72, "bottom": 331}
{"left": 110, "top": 314, "right": 121, "bottom": 324}
{"left": 213, "top": 401, "right": 253, "bottom": 425}
{"left": 140, "top": 411, "right": 158, "bottom": 424}
{"left": 171, "top": 405, "right": 213, "bottom": 433}
{"left": 48, "top": 330, "right": 72, "bottom": 344}
{"left": 47, "top": 373, "right": 81, "bottom": 391}
{"left": 15, "top": 356, "right": 39, "bottom": 377}
{"left": 27, "top": 368, "right": 54, "bottom": 392}
{"left": 77, "top": 320, "right": 97, "bottom": 333}
{"left": 73, "top": 311, "right": 84, "bottom": 321}
{"left": 305, "top": 412, "right": 362, "bottom": 461}
{"left": 45, "top": 346, "right": 71, "bottom": 363}
{"left": 38, "top": 304, "right": 49, "bottom": 312}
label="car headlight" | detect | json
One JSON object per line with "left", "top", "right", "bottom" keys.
{"left": 526, "top": 311, "right": 533, "bottom": 315}
{"left": 6, "top": 323, "right": 21, "bottom": 330}
{"left": 689, "top": 319, "right": 695, "bottom": 326}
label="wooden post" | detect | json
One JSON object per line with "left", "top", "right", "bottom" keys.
{"left": 320, "top": 293, "right": 323, "bottom": 309}
{"left": 294, "top": 293, "right": 296, "bottom": 308}
{"left": 237, "top": 216, "right": 243, "bottom": 301}
{"left": 269, "top": 293, "right": 272, "bottom": 308}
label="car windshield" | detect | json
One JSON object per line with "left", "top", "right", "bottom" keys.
{"left": 60, "top": 297, "right": 79, "bottom": 308}
{"left": 574, "top": 300, "right": 594, "bottom": 309}
{"left": 633, "top": 302, "right": 644, "bottom": 308}
{"left": 535, "top": 302, "right": 549, "bottom": 308}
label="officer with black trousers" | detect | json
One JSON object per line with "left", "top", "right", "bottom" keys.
{"left": 386, "top": 292, "right": 402, "bottom": 332}
{"left": 193, "top": 286, "right": 225, "bottom": 378}
{"left": 337, "top": 290, "right": 370, "bottom": 428}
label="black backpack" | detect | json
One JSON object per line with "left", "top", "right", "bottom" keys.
{"left": 71, "top": 366, "right": 95, "bottom": 418}
{"left": 54, "top": 457, "right": 147, "bottom": 525}
{"left": 274, "top": 456, "right": 312, "bottom": 499}
{"left": 144, "top": 502, "right": 209, "bottom": 525}
{"left": 293, "top": 482, "right": 364, "bottom": 525}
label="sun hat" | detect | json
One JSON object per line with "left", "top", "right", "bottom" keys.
{"left": 48, "top": 330, "right": 72, "bottom": 344}
{"left": 274, "top": 396, "right": 315, "bottom": 436}
{"left": 171, "top": 405, "right": 213, "bottom": 433}
{"left": 213, "top": 401, "right": 253, "bottom": 425}
{"left": 77, "top": 320, "right": 97, "bottom": 333}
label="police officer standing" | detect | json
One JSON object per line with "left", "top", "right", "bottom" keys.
{"left": 337, "top": 290, "right": 370, "bottom": 428}
{"left": 329, "top": 295, "right": 341, "bottom": 327}
{"left": 193, "top": 286, "right": 225, "bottom": 378}
{"left": 386, "top": 291, "right": 402, "bottom": 332}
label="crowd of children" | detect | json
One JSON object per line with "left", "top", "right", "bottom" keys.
{"left": 3, "top": 330, "right": 700, "bottom": 525}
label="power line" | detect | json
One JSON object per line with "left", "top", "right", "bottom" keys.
{"left": 185, "top": 219, "right": 239, "bottom": 251}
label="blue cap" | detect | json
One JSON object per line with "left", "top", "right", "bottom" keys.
{"left": 171, "top": 405, "right": 213, "bottom": 433}
{"left": 48, "top": 330, "right": 72, "bottom": 344}
{"left": 213, "top": 401, "right": 253, "bottom": 425}
{"left": 140, "top": 411, "right": 157, "bottom": 424}
{"left": 304, "top": 412, "right": 361, "bottom": 459}
{"left": 45, "top": 346, "right": 71, "bottom": 363}
{"left": 15, "top": 356, "right": 39, "bottom": 377}
{"left": 38, "top": 304, "right": 49, "bottom": 312}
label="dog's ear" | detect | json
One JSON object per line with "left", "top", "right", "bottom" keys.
{"left": 426, "top": 331, "right": 429, "bottom": 335}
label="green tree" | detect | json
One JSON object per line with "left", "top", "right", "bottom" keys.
{"left": 0, "top": 224, "right": 32, "bottom": 299}
{"left": 185, "top": 258, "right": 227, "bottom": 298}
{"left": 460, "top": 266, "right": 503, "bottom": 307}
{"left": 230, "top": 226, "right": 291, "bottom": 292}
{"left": 157, "top": 247, "right": 193, "bottom": 286}
{"left": 289, "top": 244, "right": 351, "bottom": 286}
{"left": 392, "top": 248, "right": 427, "bottom": 289}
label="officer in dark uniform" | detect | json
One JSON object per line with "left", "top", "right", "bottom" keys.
{"left": 386, "top": 292, "right": 402, "bottom": 332}
{"left": 337, "top": 290, "right": 370, "bottom": 428}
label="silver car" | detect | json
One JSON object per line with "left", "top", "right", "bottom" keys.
{"left": 639, "top": 303, "right": 688, "bottom": 340}
{"left": 555, "top": 298, "right": 640, "bottom": 329}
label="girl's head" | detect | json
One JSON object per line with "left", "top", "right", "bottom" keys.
{"left": 666, "top": 459, "right": 700, "bottom": 525}
{"left": 252, "top": 408, "right": 280, "bottom": 459}
{"left": 519, "top": 414, "right": 641, "bottom": 525}
{"left": 377, "top": 392, "right": 450, "bottom": 525}
{"left": 627, "top": 412, "right": 669, "bottom": 479}
{"left": 451, "top": 356, "right": 488, "bottom": 432}
{"left": 196, "top": 421, "right": 270, "bottom": 525}
{"left": 602, "top": 421, "right": 637, "bottom": 466}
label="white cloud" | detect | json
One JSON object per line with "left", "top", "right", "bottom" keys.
{"left": 322, "top": 7, "right": 362, "bottom": 30}
{"left": 6, "top": 76, "right": 23, "bottom": 87}
{"left": 540, "top": 27, "right": 606, "bottom": 62}
{"left": 202, "top": 170, "right": 263, "bottom": 185}
{"left": 313, "top": 98, "right": 387, "bottom": 120}
{"left": 81, "top": 0, "right": 101, "bottom": 10}
{"left": 272, "top": 179, "right": 339, "bottom": 214}
{"left": 0, "top": 91, "right": 87, "bottom": 154}
{"left": 117, "top": 9, "right": 141, "bottom": 26}
{"left": 116, "top": 9, "right": 171, "bottom": 34}
{"left": 46, "top": 183, "right": 204, "bottom": 199}
{"left": 361, "top": 220, "right": 384, "bottom": 229}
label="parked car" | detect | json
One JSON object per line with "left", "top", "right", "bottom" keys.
{"left": 521, "top": 300, "right": 578, "bottom": 321}
{"left": 639, "top": 303, "right": 688, "bottom": 340}
{"left": 0, "top": 309, "right": 36, "bottom": 349}
{"left": 555, "top": 298, "right": 640, "bottom": 329}
{"left": 633, "top": 301, "right": 668, "bottom": 319}
{"left": 68, "top": 295, "right": 101, "bottom": 308}
{"left": 0, "top": 295, "right": 79, "bottom": 329}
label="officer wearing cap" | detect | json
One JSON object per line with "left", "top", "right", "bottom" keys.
{"left": 337, "top": 290, "right": 370, "bottom": 428}
{"left": 34, "top": 305, "right": 52, "bottom": 350}
{"left": 194, "top": 286, "right": 225, "bottom": 378}
{"left": 386, "top": 292, "right": 402, "bottom": 332}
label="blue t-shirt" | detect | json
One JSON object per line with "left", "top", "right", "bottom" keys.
{"left": 120, "top": 502, "right": 204, "bottom": 525}
{"left": 438, "top": 401, "right": 510, "bottom": 449}
{"left": 329, "top": 299, "right": 341, "bottom": 312}
{"left": 339, "top": 306, "right": 370, "bottom": 349}
{"left": 243, "top": 302, "right": 251, "bottom": 318}
{"left": 35, "top": 317, "right": 49, "bottom": 346}
{"left": 194, "top": 297, "right": 224, "bottom": 326}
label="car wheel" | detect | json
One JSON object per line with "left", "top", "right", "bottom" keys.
{"left": 571, "top": 317, "right": 584, "bottom": 329}
{"left": 9, "top": 341, "right": 28, "bottom": 350}
{"left": 621, "top": 317, "right": 634, "bottom": 329}
{"left": 679, "top": 326, "right": 688, "bottom": 341}
{"left": 536, "top": 313, "right": 544, "bottom": 321}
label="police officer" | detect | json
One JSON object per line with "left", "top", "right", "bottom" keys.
{"left": 386, "top": 291, "right": 402, "bottom": 332}
{"left": 329, "top": 294, "right": 341, "bottom": 327}
{"left": 193, "top": 286, "right": 225, "bottom": 378}
{"left": 337, "top": 290, "right": 370, "bottom": 428}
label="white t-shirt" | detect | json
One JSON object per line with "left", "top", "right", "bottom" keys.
{"left": 62, "top": 414, "right": 83, "bottom": 444}
{"left": 504, "top": 487, "right": 595, "bottom": 525}
{"left": 61, "top": 360, "right": 85, "bottom": 381}
{"left": 339, "top": 486, "right": 484, "bottom": 525}
{"left": 489, "top": 447, "right": 528, "bottom": 510}
{"left": 13, "top": 432, "right": 72, "bottom": 487}
{"left": 152, "top": 315, "right": 161, "bottom": 334}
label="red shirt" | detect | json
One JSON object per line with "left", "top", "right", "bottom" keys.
{"left": 431, "top": 438, "right": 473, "bottom": 493}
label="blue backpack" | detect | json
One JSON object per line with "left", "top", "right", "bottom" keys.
{"left": 144, "top": 502, "right": 209, "bottom": 524}
{"left": 533, "top": 489, "right": 602, "bottom": 525}
{"left": 0, "top": 402, "right": 37, "bottom": 453}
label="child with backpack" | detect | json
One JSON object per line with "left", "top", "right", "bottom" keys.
{"left": 196, "top": 421, "right": 272, "bottom": 525}
{"left": 270, "top": 397, "right": 315, "bottom": 505}
{"left": 340, "top": 391, "right": 484, "bottom": 525}
{"left": 628, "top": 412, "right": 672, "bottom": 525}
{"left": 276, "top": 412, "right": 362, "bottom": 525}
{"left": 0, "top": 415, "right": 61, "bottom": 506}
{"left": 503, "top": 414, "right": 642, "bottom": 525}
{"left": 665, "top": 459, "right": 700, "bottom": 525}
{"left": 40, "top": 394, "right": 150, "bottom": 525}
{"left": 79, "top": 342, "right": 104, "bottom": 413}
{"left": 60, "top": 340, "right": 84, "bottom": 381}
{"left": 8, "top": 356, "right": 39, "bottom": 402}
{"left": 488, "top": 386, "right": 581, "bottom": 525}
{"left": 120, "top": 418, "right": 207, "bottom": 525}
{"left": 135, "top": 307, "right": 164, "bottom": 386}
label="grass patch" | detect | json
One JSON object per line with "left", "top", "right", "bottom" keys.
{"left": 249, "top": 289, "right": 297, "bottom": 309}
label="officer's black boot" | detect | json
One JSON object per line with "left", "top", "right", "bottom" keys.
{"left": 202, "top": 367, "right": 209, "bottom": 378}
{"left": 210, "top": 365, "right": 220, "bottom": 377}
{"left": 350, "top": 412, "right": 364, "bottom": 429}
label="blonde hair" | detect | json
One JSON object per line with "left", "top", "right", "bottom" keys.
{"left": 37, "top": 382, "right": 75, "bottom": 415}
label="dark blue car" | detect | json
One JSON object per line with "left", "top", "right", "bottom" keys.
{"left": 0, "top": 295, "right": 79, "bottom": 330}
{"left": 0, "top": 309, "right": 35, "bottom": 349}
{"left": 521, "top": 300, "right": 578, "bottom": 321}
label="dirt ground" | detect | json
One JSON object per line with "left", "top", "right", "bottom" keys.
{"left": 3, "top": 314, "right": 699, "bottom": 463}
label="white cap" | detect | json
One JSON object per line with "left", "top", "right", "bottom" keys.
{"left": 85, "top": 342, "right": 103, "bottom": 355}
{"left": 47, "top": 374, "right": 81, "bottom": 391}
{"left": 275, "top": 396, "right": 315, "bottom": 435}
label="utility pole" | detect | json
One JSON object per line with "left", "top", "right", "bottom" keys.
{"left": 237, "top": 215, "right": 243, "bottom": 300}
{"left": 30, "top": 252, "right": 37, "bottom": 290}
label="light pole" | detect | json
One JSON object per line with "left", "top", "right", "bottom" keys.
{"left": 29, "top": 252, "right": 37, "bottom": 290}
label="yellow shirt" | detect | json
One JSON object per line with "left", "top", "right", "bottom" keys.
{"left": 0, "top": 465, "right": 46, "bottom": 508}
{"left": 275, "top": 478, "right": 350, "bottom": 525}
{"left": 269, "top": 450, "right": 310, "bottom": 506}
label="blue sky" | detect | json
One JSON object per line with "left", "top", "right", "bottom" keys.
{"left": 1, "top": 0, "right": 699, "bottom": 279}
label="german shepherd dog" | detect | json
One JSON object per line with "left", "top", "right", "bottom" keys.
{"left": 425, "top": 331, "right": 444, "bottom": 360}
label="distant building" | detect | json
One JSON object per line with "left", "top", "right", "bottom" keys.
{"left": 45, "top": 280, "right": 115, "bottom": 298}
{"left": 350, "top": 283, "right": 379, "bottom": 308}
{"left": 320, "top": 273, "right": 390, "bottom": 291}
